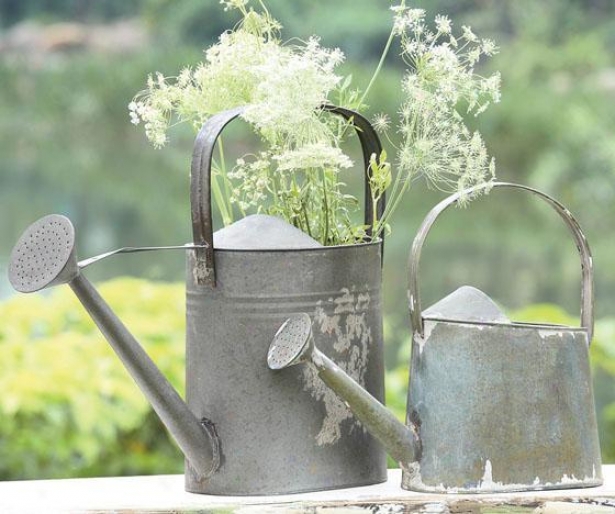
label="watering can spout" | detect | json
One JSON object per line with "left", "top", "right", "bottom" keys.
{"left": 8, "top": 214, "right": 220, "bottom": 479}
{"left": 268, "top": 314, "right": 420, "bottom": 468}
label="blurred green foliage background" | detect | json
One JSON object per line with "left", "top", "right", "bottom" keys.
{"left": 0, "top": 0, "right": 614, "bottom": 478}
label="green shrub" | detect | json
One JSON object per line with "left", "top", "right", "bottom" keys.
{"left": 0, "top": 278, "right": 185, "bottom": 479}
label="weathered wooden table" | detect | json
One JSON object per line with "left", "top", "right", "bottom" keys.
{"left": 0, "top": 467, "right": 613, "bottom": 513}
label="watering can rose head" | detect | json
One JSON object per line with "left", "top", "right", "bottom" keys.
{"left": 129, "top": 0, "right": 500, "bottom": 245}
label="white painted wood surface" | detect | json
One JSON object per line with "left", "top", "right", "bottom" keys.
{"left": 0, "top": 467, "right": 613, "bottom": 513}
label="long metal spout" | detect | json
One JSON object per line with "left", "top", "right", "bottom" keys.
{"left": 268, "top": 314, "right": 419, "bottom": 468}
{"left": 8, "top": 214, "right": 220, "bottom": 479}
{"left": 69, "top": 275, "right": 220, "bottom": 478}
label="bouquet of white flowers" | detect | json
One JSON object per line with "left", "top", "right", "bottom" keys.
{"left": 129, "top": 0, "right": 501, "bottom": 245}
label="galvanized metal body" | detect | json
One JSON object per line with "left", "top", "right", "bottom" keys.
{"left": 405, "top": 319, "right": 602, "bottom": 492}
{"left": 405, "top": 182, "right": 603, "bottom": 493}
{"left": 185, "top": 105, "right": 387, "bottom": 494}
{"left": 186, "top": 243, "right": 386, "bottom": 494}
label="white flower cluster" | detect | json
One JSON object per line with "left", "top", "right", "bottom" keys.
{"left": 274, "top": 142, "right": 352, "bottom": 172}
{"left": 219, "top": 0, "right": 249, "bottom": 12}
{"left": 372, "top": 4, "right": 501, "bottom": 234}
{"left": 393, "top": 6, "right": 500, "bottom": 117}
{"left": 130, "top": 1, "right": 503, "bottom": 245}
{"left": 128, "top": 73, "right": 174, "bottom": 148}
{"left": 129, "top": 4, "right": 358, "bottom": 244}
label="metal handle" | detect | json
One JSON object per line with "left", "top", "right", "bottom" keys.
{"left": 190, "top": 104, "right": 385, "bottom": 287}
{"left": 408, "top": 181, "right": 594, "bottom": 341}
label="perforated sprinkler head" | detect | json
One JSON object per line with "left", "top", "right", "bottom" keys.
{"left": 8, "top": 214, "right": 79, "bottom": 293}
{"left": 267, "top": 313, "right": 315, "bottom": 370}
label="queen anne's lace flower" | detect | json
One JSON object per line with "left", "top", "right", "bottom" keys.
{"left": 435, "top": 15, "right": 452, "bottom": 34}
{"left": 130, "top": 0, "right": 501, "bottom": 244}
{"left": 219, "top": 0, "right": 248, "bottom": 11}
{"left": 372, "top": 113, "right": 391, "bottom": 133}
{"left": 369, "top": 2, "right": 500, "bottom": 237}
{"left": 274, "top": 143, "right": 352, "bottom": 171}
{"left": 129, "top": 2, "right": 359, "bottom": 245}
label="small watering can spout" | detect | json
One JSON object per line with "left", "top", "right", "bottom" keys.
{"left": 268, "top": 314, "right": 420, "bottom": 468}
{"left": 8, "top": 214, "right": 220, "bottom": 479}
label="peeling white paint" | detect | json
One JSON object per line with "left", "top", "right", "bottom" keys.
{"left": 479, "top": 459, "right": 494, "bottom": 490}
{"left": 403, "top": 459, "right": 600, "bottom": 493}
{"left": 414, "top": 334, "right": 426, "bottom": 355}
{"left": 415, "top": 320, "right": 438, "bottom": 354}
{"left": 370, "top": 505, "right": 407, "bottom": 514}
{"left": 302, "top": 287, "right": 373, "bottom": 446}
{"left": 402, "top": 461, "right": 421, "bottom": 482}
{"left": 404, "top": 462, "right": 461, "bottom": 494}
{"left": 423, "top": 320, "right": 435, "bottom": 341}
{"left": 560, "top": 474, "right": 578, "bottom": 484}
{"left": 537, "top": 329, "right": 574, "bottom": 339}
{"left": 190, "top": 253, "right": 212, "bottom": 284}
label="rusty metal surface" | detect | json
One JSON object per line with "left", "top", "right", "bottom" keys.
{"left": 185, "top": 104, "right": 387, "bottom": 494}
{"left": 404, "top": 182, "right": 602, "bottom": 492}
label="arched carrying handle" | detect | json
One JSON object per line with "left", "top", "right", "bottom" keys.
{"left": 408, "top": 182, "right": 594, "bottom": 342}
{"left": 190, "top": 104, "right": 385, "bottom": 287}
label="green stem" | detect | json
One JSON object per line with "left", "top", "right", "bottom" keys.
{"left": 378, "top": 112, "right": 419, "bottom": 225}
{"left": 371, "top": 190, "right": 379, "bottom": 235}
{"left": 302, "top": 202, "right": 313, "bottom": 238}
{"left": 211, "top": 162, "right": 232, "bottom": 226}
{"left": 321, "top": 168, "right": 330, "bottom": 244}
{"left": 211, "top": 174, "right": 231, "bottom": 226}
{"left": 374, "top": 169, "right": 414, "bottom": 238}
{"left": 358, "top": 23, "right": 397, "bottom": 109}
{"left": 217, "top": 140, "right": 233, "bottom": 216}
{"left": 211, "top": 139, "right": 234, "bottom": 225}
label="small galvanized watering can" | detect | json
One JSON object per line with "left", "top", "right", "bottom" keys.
{"left": 268, "top": 181, "right": 603, "bottom": 493}
{"left": 8, "top": 105, "right": 388, "bottom": 495}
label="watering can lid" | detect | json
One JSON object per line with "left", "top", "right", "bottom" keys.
{"left": 213, "top": 214, "right": 322, "bottom": 250}
{"left": 423, "top": 286, "right": 510, "bottom": 324}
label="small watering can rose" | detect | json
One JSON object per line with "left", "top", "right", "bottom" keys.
{"left": 129, "top": 0, "right": 501, "bottom": 245}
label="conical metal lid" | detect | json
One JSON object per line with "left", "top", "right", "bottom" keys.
{"left": 213, "top": 214, "right": 322, "bottom": 250}
{"left": 423, "top": 285, "right": 510, "bottom": 324}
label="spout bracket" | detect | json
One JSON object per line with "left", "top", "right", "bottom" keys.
{"left": 199, "top": 417, "right": 222, "bottom": 477}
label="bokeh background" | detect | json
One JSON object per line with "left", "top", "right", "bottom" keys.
{"left": 0, "top": 0, "right": 614, "bottom": 478}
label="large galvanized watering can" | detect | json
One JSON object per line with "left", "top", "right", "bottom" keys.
{"left": 184, "top": 104, "right": 387, "bottom": 494}
{"left": 8, "top": 105, "right": 388, "bottom": 495}
{"left": 268, "top": 181, "right": 603, "bottom": 493}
